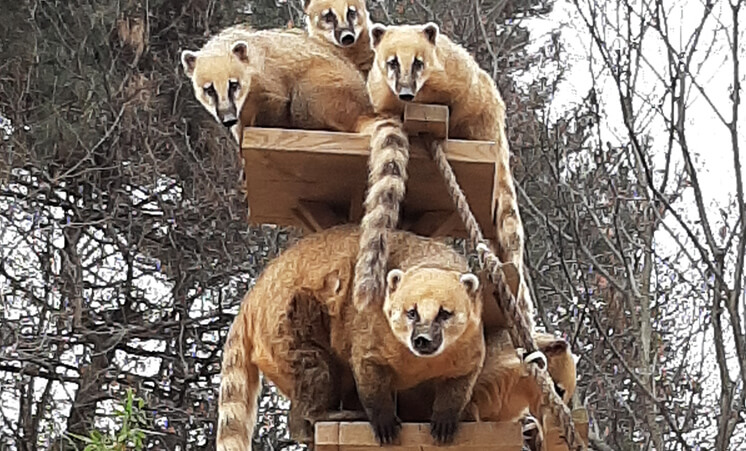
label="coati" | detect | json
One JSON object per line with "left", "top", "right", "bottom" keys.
{"left": 366, "top": 22, "right": 535, "bottom": 331}
{"left": 215, "top": 225, "right": 485, "bottom": 450}
{"left": 180, "top": 24, "right": 376, "bottom": 143}
{"left": 303, "top": 0, "right": 375, "bottom": 75}
{"left": 465, "top": 330, "right": 577, "bottom": 423}
{"left": 181, "top": 25, "right": 410, "bottom": 296}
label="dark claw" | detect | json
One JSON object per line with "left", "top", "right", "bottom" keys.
{"left": 430, "top": 413, "right": 459, "bottom": 444}
{"left": 370, "top": 411, "right": 401, "bottom": 445}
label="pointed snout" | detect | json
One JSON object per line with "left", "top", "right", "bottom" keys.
{"left": 217, "top": 108, "right": 238, "bottom": 128}
{"left": 336, "top": 29, "right": 356, "bottom": 47}
{"left": 410, "top": 323, "right": 443, "bottom": 356}
{"left": 398, "top": 86, "right": 415, "bottom": 101}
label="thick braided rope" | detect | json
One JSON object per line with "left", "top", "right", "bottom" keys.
{"left": 428, "top": 140, "right": 584, "bottom": 450}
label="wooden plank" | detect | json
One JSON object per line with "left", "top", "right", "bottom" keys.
{"left": 242, "top": 127, "right": 498, "bottom": 240}
{"left": 315, "top": 422, "right": 522, "bottom": 450}
{"left": 543, "top": 408, "right": 589, "bottom": 451}
{"left": 293, "top": 200, "right": 345, "bottom": 233}
{"left": 315, "top": 421, "right": 340, "bottom": 451}
{"left": 404, "top": 103, "right": 449, "bottom": 139}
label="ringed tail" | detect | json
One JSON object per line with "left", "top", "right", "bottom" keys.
{"left": 353, "top": 118, "right": 410, "bottom": 310}
{"left": 216, "top": 304, "right": 260, "bottom": 451}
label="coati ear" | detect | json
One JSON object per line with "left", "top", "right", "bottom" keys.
{"left": 181, "top": 50, "right": 198, "bottom": 77}
{"left": 370, "top": 23, "right": 387, "bottom": 47}
{"left": 541, "top": 339, "right": 570, "bottom": 356}
{"left": 231, "top": 41, "right": 250, "bottom": 63}
{"left": 387, "top": 269, "right": 404, "bottom": 294}
{"left": 459, "top": 273, "right": 479, "bottom": 295}
{"left": 422, "top": 22, "right": 439, "bottom": 45}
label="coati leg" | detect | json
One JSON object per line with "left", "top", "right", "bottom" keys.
{"left": 351, "top": 358, "right": 401, "bottom": 445}
{"left": 283, "top": 291, "right": 343, "bottom": 445}
{"left": 429, "top": 370, "right": 480, "bottom": 444}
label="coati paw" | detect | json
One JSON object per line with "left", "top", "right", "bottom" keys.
{"left": 430, "top": 411, "right": 460, "bottom": 444}
{"left": 370, "top": 411, "right": 401, "bottom": 444}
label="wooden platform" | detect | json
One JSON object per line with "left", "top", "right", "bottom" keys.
{"left": 240, "top": 112, "right": 499, "bottom": 240}
{"left": 315, "top": 413, "right": 589, "bottom": 451}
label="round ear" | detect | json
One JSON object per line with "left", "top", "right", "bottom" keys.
{"left": 422, "top": 22, "right": 439, "bottom": 45}
{"left": 181, "top": 50, "right": 198, "bottom": 77}
{"left": 459, "top": 273, "right": 479, "bottom": 295}
{"left": 542, "top": 339, "right": 570, "bottom": 356}
{"left": 387, "top": 269, "right": 404, "bottom": 294}
{"left": 231, "top": 41, "right": 250, "bottom": 62}
{"left": 370, "top": 23, "right": 387, "bottom": 47}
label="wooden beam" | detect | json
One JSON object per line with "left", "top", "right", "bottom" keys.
{"left": 403, "top": 103, "right": 449, "bottom": 139}
{"left": 542, "top": 408, "right": 590, "bottom": 451}
{"left": 292, "top": 200, "right": 345, "bottom": 234}
{"left": 315, "top": 422, "right": 523, "bottom": 450}
{"left": 242, "top": 127, "right": 496, "bottom": 164}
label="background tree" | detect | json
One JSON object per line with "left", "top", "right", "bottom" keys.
{"left": 0, "top": 0, "right": 743, "bottom": 450}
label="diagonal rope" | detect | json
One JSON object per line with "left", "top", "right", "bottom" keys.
{"left": 428, "top": 139, "right": 585, "bottom": 450}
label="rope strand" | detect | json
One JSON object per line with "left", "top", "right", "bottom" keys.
{"left": 428, "top": 140, "right": 585, "bottom": 450}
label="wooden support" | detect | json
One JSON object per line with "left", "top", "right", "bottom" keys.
{"left": 403, "top": 103, "right": 449, "bottom": 139}
{"left": 241, "top": 127, "right": 498, "bottom": 240}
{"left": 315, "top": 422, "right": 522, "bottom": 451}
{"left": 293, "top": 200, "right": 345, "bottom": 234}
{"left": 315, "top": 412, "right": 590, "bottom": 451}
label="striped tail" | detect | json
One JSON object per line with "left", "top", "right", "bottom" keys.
{"left": 216, "top": 301, "right": 260, "bottom": 451}
{"left": 353, "top": 117, "right": 410, "bottom": 310}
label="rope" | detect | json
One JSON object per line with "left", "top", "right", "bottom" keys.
{"left": 428, "top": 139, "right": 585, "bottom": 450}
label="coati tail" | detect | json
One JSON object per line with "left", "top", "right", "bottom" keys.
{"left": 216, "top": 310, "right": 259, "bottom": 451}
{"left": 353, "top": 118, "right": 410, "bottom": 310}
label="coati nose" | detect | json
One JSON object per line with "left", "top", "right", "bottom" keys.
{"left": 398, "top": 87, "right": 415, "bottom": 101}
{"left": 339, "top": 31, "right": 355, "bottom": 46}
{"left": 413, "top": 335, "right": 434, "bottom": 354}
{"left": 220, "top": 113, "right": 238, "bottom": 128}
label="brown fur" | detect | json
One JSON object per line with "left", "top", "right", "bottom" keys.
{"left": 181, "top": 25, "right": 410, "bottom": 309}
{"left": 394, "top": 329, "right": 576, "bottom": 445}
{"left": 366, "top": 22, "right": 534, "bottom": 331}
{"left": 180, "top": 24, "right": 378, "bottom": 142}
{"left": 304, "top": 0, "right": 375, "bottom": 75}
{"left": 466, "top": 330, "right": 577, "bottom": 423}
{"left": 215, "top": 225, "right": 485, "bottom": 450}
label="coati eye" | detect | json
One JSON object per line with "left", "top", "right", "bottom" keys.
{"left": 228, "top": 80, "right": 240, "bottom": 92}
{"left": 554, "top": 383, "right": 566, "bottom": 399}
{"left": 347, "top": 8, "right": 357, "bottom": 21}
{"left": 387, "top": 57, "right": 399, "bottom": 70}
{"left": 203, "top": 84, "right": 217, "bottom": 98}
{"left": 324, "top": 11, "right": 336, "bottom": 23}
{"left": 412, "top": 58, "right": 424, "bottom": 71}
{"left": 406, "top": 308, "right": 419, "bottom": 321}
{"left": 436, "top": 307, "right": 453, "bottom": 322}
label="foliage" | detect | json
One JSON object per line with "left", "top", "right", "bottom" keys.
{"left": 66, "top": 389, "right": 150, "bottom": 451}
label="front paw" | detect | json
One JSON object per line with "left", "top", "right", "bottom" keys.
{"left": 430, "top": 411, "right": 460, "bottom": 444}
{"left": 521, "top": 415, "right": 542, "bottom": 451}
{"left": 370, "top": 410, "right": 401, "bottom": 444}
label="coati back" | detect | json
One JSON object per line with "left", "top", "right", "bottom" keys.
{"left": 215, "top": 226, "right": 485, "bottom": 450}
{"left": 303, "top": 0, "right": 375, "bottom": 75}
{"left": 366, "top": 22, "right": 535, "bottom": 331}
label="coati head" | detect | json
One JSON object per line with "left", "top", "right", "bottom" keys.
{"left": 383, "top": 267, "right": 481, "bottom": 358}
{"left": 304, "top": 0, "right": 369, "bottom": 48}
{"left": 535, "top": 333, "right": 578, "bottom": 405}
{"left": 180, "top": 41, "right": 255, "bottom": 129}
{"left": 369, "top": 22, "right": 444, "bottom": 101}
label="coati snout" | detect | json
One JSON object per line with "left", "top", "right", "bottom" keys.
{"left": 410, "top": 320, "right": 443, "bottom": 356}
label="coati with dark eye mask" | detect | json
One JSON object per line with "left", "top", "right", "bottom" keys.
{"left": 303, "top": 0, "right": 375, "bottom": 75}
